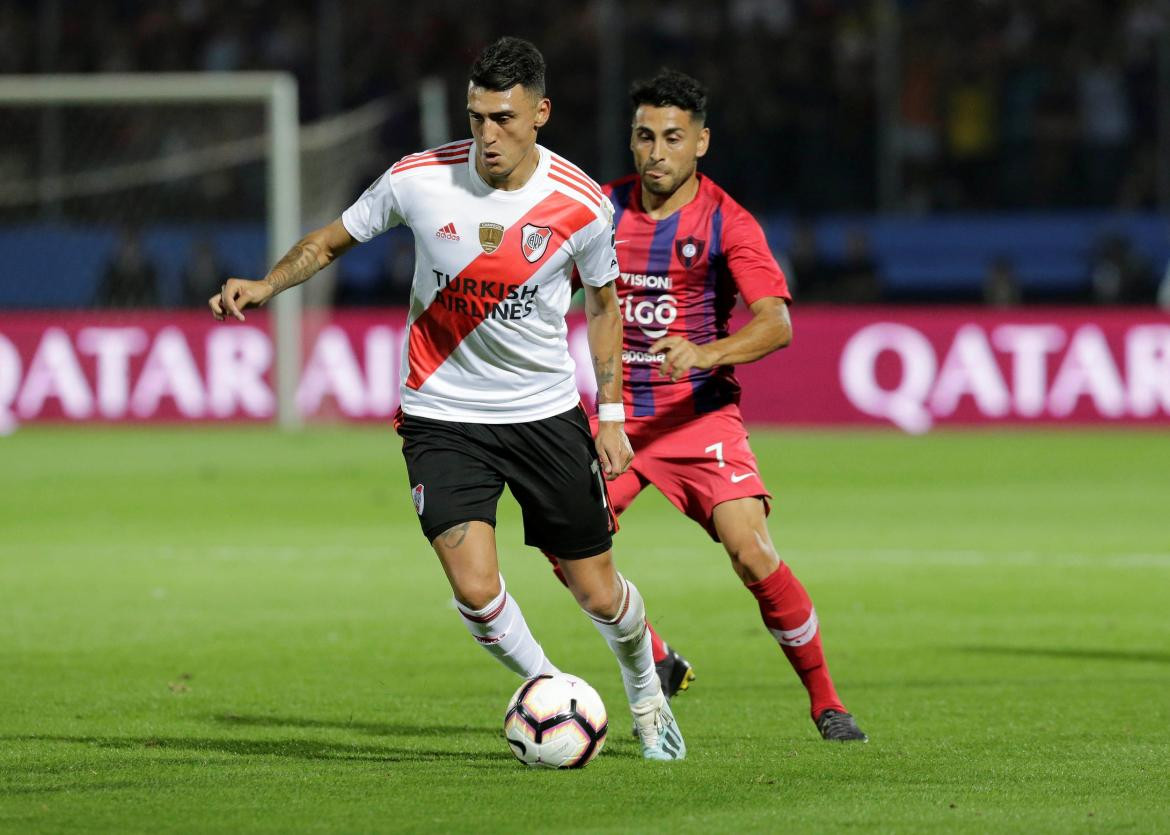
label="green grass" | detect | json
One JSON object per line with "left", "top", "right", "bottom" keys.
{"left": 1, "top": 426, "right": 1169, "bottom": 833}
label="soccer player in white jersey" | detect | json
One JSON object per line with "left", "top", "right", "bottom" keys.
{"left": 209, "top": 37, "right": 684, "bottom": 760}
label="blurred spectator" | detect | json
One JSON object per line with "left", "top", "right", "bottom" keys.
{"left": 181, "top": 238, "right": 230, "bottom": 307}
{"left": 898, "top": 41, "right": 942, "bottom": 211}
{"left": 984, "top": 256, "right": 1022, "bottom": 307}
{"left": 334, "top": 266, "right": 383, "bottom": 307}
{"left": 730, "top": 0, "right": 794, "bottom": 37}
{"left": 1089, "top": 234, "right": 1154, "bottom": 304}
{"left": 786, "top": 220, "right": 834, "bottom": 302}
{"left": 836, "top": 228, "right": 881, "bottom": 303}
{"left": 943, "top": 67, "right": 999, "bottom": 209}
{"left": 998, "top": 51, "right": 1045, "bottom": 207}
{"left": 201, "top": 15, "right": 245, "bottom": 72}
{"left": 383, "top": 235, "right": 415, "bottom": 305}
{"left": 1157, "top": 260, "right": 1170, "bottom": 311}
{"left": 97, "top": 229, "right": 159, "bottom": 308}
{"left": 334, "top": 231, "right": 414, "bottom": 306}
{"left": 1078, "top": 44, "right": 1132, "bottom": 204}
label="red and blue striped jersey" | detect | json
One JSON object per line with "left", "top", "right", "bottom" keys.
{"left": 603, "top": 173, "right": 791, "bottom": 419}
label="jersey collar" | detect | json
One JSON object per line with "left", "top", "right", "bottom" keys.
{"left": 631, "top": 172, "right": 705, "bottom": 221}
{"left": 467, "top": 142, "right": 550, "bottom": 200}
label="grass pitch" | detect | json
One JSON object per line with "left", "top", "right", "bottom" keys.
{"left": 1, "top": 426, "right": 1168, "bottom": 833}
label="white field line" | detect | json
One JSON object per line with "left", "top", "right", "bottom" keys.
{"left": 609, "top": 546, "right": 1170, "bottom": 569}
{"left": 1, "top": 544, "right": 1168, "bottom": 568}
{"left": 789, "top": 548, "right": 1170, "bottom": 569}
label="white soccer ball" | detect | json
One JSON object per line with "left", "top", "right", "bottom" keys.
{"left": 503, "top": 673, "right": 608, "bottom": 769}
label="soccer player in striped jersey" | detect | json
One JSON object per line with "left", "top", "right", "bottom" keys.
{"left": 548, "top": 69, "right": 866, "bottom": 741}
{"left": 209, "top": 38, "right": 685, "bottom": 760}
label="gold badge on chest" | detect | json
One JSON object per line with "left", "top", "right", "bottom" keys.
{"left": 479, "top": 222, "right": 504, "bottom": 254}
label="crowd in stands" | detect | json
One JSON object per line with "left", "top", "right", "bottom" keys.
{"left": 3, "top": 0, "right": 1166, "bottom": 211}
{"left": 2, "top": 0, "right": 1168, "bottom": 306}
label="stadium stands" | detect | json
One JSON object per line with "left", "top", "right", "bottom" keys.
{"left": 3, "top": 214, "right": 1165, "bottom": 308}
{"left": 2, "top": 1, "right": 1167, "bottom": 306}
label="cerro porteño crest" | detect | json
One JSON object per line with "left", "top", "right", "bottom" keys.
{"left": 521, "top": 224, "right": 553, "bottom": 263}
{"left": 675, "top": 236, "right": 705, "bottom": 268}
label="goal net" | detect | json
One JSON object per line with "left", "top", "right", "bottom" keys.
{"left": 0, "top": 73, "right": 424, "bottom": 430}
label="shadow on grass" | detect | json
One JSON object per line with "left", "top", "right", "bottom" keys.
{"left": 212, "top": 712, "right": 495, "bottom": 738}
{"left": 959, "top": 645, "right": 1170, "bottom": 664}
{"left": 210, "top": 714, "right": 641, "bottom": 760}
{"left": 1, "top": 781, "right": 142, "bottom": 796}
{"left": 0, "top": 734, "right": 500, "bottom": 764}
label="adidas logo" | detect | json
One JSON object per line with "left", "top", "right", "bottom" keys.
{"left": 434, "top": 222, "right": 460, "bottom": 241}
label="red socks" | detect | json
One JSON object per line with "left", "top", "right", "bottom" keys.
{"left": 544, "top": 549, "right": 844, "bottom": 714}
{"left": 746, "top": 562, "right": 845, "bottom": 719}
{"left": 544, "top": 549, "right": 843, "bottom": 715}
{"left": 647, "top": 621, "right": 669, "bottom": 663}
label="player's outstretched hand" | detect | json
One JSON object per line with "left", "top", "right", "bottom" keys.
{"left": 209, "top": 278, "right": 275, "bottom": 322}
{"left": 595, "top": 421, "right": 634, "bottom": 480}
{"left": 649, "top": 335, "right": 714, "bottom": 382}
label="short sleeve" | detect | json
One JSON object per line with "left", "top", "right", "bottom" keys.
{"left": 572, "top": 217, "right": 620, "bottom": 288}
{"left": 723, "top": 208, "right": 792, "bottom": 305}
{"left": 341, "top": 170, "right": 405, "bottom": 242}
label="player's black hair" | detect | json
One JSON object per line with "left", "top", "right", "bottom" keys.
{"left": 469, "top": 37, "right": 547, "bottom": 97}
{"left": 629, "top": 69, "right": 708, "bottom": 122}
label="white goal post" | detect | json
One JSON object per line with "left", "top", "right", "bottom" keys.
{"left": 0, "top": 72, "right": 304, "bottom": 428}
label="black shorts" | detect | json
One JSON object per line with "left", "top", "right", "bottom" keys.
{"left": 395, "top": 405, "right": 616, "bottom": 560}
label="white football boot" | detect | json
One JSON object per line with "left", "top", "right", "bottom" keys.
{"left": 631, "top": 690, "right": 686, "bottom": 761}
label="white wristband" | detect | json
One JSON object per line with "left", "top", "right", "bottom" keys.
{"left": 597, "top": 403, "right": 625, "bottom": 423}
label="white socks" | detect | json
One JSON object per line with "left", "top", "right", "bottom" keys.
{"left": 455, "top": 577, "right": 558, "bottom": 678}
{"left": 455, "top": 572, "right": 660, "bottom": 709}
{"left": 587, "top": 575, "right": 660, "bottom": 704}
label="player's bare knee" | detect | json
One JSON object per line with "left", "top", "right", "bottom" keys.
{"left": 727, "top": 537, "right": 780, "bottom": 585}
{"left": 453, "top": 585, "right": 499, "bottom": 611}
{"left": 573, "top": 581, "right": 621, "bottom": 620}
{"left": 451, "top": 575, "right": 502, "bottom": 611}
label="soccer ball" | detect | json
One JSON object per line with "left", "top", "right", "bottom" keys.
{"left": 503, "top": 673, "right": 608, "bottom": 769}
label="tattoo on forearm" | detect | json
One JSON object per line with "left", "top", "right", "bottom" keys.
{"left": 593, "top": 354, "right": 616, "bottom": 387}
{"left": 265, "top": 239, "right": 326, "bottom": 293}
{"left": 438, "top": 522, "right": 471, "bottom": 549}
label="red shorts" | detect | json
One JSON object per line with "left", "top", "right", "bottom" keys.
{"left": 591, "top": 403, "right": 771, "bottom": 541}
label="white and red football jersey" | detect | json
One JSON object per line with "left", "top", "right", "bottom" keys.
{"left": 342, "top": 139, "right": 618, "bottom": 423}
